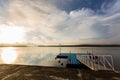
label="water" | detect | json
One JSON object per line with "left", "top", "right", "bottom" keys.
{"left": 0, "top": 47, "right": 120, "bottom": 71}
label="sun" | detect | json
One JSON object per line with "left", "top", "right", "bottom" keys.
{"left": 0, "top": 25, "right": 25, "bottom": 43}
{"left": 1, "top": 48, "right": 18, "bottom": 64}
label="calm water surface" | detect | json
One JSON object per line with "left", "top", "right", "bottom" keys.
{"left": 0, "top": 47, "right": 120, "bottom": 71}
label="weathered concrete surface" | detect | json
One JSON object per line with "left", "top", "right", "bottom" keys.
{"left": 0, "top": 64, "right": 119, "bottom": 80}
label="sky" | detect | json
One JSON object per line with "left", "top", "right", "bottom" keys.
{"left": 0, "top": 0, "right": 120, "bottom": 44}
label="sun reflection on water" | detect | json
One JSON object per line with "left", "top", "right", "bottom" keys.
{"left": 1, "top": 48, "right": 18, "bottom": 64}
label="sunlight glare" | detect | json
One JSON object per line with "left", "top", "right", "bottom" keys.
{"left": 1, "top": 48, "right": 18, "bottom": 64}
{"left": 0, "top": 25, "right": 25, "bottom": 43}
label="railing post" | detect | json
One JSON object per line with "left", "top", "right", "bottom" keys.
{"left": 103, "top": 56, "right": 106, "bottom": 70}
{"left": 98, "top": 55, "right": 100, "bottom": 70}
{"left": 111, "top": 56, "right": 115, "bottom": 71}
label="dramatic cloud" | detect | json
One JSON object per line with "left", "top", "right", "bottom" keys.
{"left": 0, "top": 0, "right": 119, "bottom": 44}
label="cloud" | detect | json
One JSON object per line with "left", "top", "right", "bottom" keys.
{"left": 0, "top": 0, "right": 119, "bottom": 44}
{"left": 15, "top": 47, "right": 57, "bottom": 66}
{"left": 53, "top": 0, "right": 115, "bottom": 13}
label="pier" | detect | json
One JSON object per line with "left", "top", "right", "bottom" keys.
{"left": 55, "top": 53, "right": 115, "bottom": 71}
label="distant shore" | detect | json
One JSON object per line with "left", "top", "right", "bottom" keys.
{"left": 38, "top": 44, "right": 120, "bottom": 47}
{"left": 0, "top": 44, "right": 120, "bottom": 47}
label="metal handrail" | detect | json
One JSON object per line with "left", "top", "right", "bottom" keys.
{"left": 77, "top": 54, "right": 115, "bottom": 71}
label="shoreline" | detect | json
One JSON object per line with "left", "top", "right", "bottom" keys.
{"left": 0, "top": 44, "right": 120, "bottom": 47}
{"left": 0, "top": 64, "right": 119, "bottom": 80}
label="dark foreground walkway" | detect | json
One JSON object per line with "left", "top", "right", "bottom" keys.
{"left": 0, "top": 64, "right": 119, "bottom": 80}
